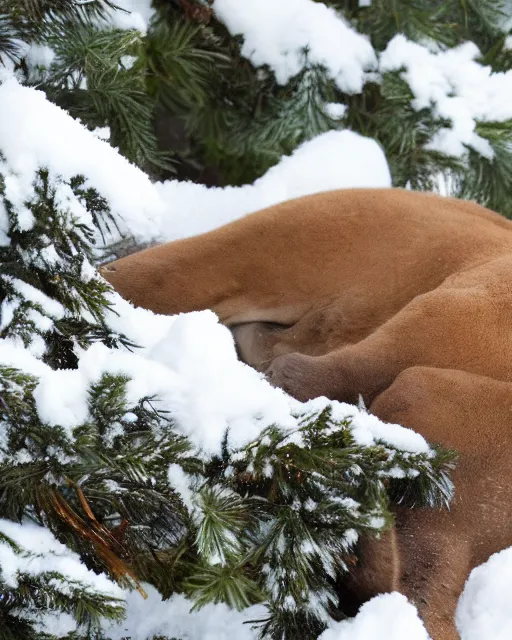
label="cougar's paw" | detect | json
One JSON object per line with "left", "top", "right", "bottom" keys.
{"left": 266, "top": 352, "right": 325, "bottom": 402}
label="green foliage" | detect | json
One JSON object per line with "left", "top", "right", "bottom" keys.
{"left": 350, "top": 0, "right": 512, "bottom": 50}
{"left": 0, "top": 0, "right": 169, "bottom": 174}
{"left": 454, "top": 121, "right": 512, "bottom": 218}
{"left": 0, "top": 527, "right": 124, "bottom": 639}
{"left": 40, "top": 24, "right": 173, "bottom": 173}
{"left": 354, "top": 0, "right": 459, "bottom": 50}
{"left": 181, "top": 407, "right": 456, "bottom": 639}
{"left": 0, "top": 165, "right": 132, "bottom": 368}
{"left": 5, "top": 0, "right": 512, "bottom": 206}
{"left": 341, "top": 73, "right": 465, "bottom": 192}
{"left": 0, "top": 12, "right": 23, "bottom": 63}
{"left": 0, "top": 366, "right": 191, "bottom": 569}
{"left": 196, "top": 67, "right": 342, "bottom": 184}
{"left": 146, "top": 17, "right": 229, "bottom": 112}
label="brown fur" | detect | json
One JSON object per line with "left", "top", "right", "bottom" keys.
{"left": 101, "top": 188, "right": 512, "bottom": 639}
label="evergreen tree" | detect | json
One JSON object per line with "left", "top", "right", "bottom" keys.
{"left": 3, "top": 0, "right": 512, "bottom": 209}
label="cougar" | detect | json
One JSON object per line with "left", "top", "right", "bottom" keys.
{"left": 101, "top": 188, "right": 512, "bottom": 639}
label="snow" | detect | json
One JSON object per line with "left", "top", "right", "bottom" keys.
{"left": 17, "top": 312, "right": 292, "bottom": 456}
{"left": 7, "top": 277, "right": 65, "bottom": 320}
{"left": 29, "top": 611, "right": 78, "bottom": 639}
{"left": 145, "top": 311, "right": 296, "bottom": 454}
{"left": 324, "top": 102, "right": 347, "bottom": 119}
{"left": 99, "top": 0, "right": 156, "bottom": 34}
{"left": 0, "top": 340, "right": 49, "bottom": 379}
{"left": 167, "top": 463, "right": 196, "bottom": 511}
{"left": 24, "top": 43, "right": 55, "bottom": 70}
{"left": 102, "top": 585, "right": 266, "bottom": 640}
{"left": 293, "top": 396, "right": 431, "bottom": 454}
{"left": 319, "top": 593, "right": 430, "bottom": 640}
{"left": 0, "top": 518, "right": 123, "bottom": 634}
{"left": 0, "top": 276, "right": 65, "bottom": 353}
{"left": 34, "top": 366, "right": 91, "bottom": 434}
{"left": 0, "top": 76, "right": 163, "bottom": 243}
{"left": 213, "top": 0, "right": 376, "bottom": 94}
{"left": 380, "top": 35, "right": 512, "bottom": 159}
{"left": 156, "top": 129, "right": 391, "bottom": 241}
{"left": 456, "top": 547, "right": 512, "bottom": 640}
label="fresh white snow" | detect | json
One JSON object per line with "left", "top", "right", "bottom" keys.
{"left": 0, "top": 519, "right": 124, "bottom": 637}
{"left": 319, "top": 593, "right": 430, "bottom": 640}
{"left": 102, "top": 585, "right": 266, "bottom": 640}
{"left": 213, "top": 0, "right": 376, "bottom": 93}
{"left": 456, "top": 547, "right": 512, "bottom": 640}
{"left": 380, "top": 35, "right": 512, "bottom": 159}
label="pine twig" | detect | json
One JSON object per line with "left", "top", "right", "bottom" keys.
{"left": 49, "top": 480, "right": 147, "bottom": 597}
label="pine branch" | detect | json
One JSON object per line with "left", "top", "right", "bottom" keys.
{"left": 0, "top": 0, "right": 121, "bottom": 63}
{"left": 38, "top": 24, "right": 173, "bottom": 174}
{"left": 189, "top": 407, "right": 457, "bottom": 638}
{"left": 0, "top": 367, "right": 194, "bottom": 586}
{"left": 355, "top": 0, "right": 458, "bottom": 50}
{"left": 146, "top": 17, "right": 229, "bottom": 112}
{"left": 452, "top": 121, "right": 512, "bottom": 218}
{"left": 5, "top": 0, "right": 118, "bottom": 23}
{"left": 344, "top": 73, "right": 465, "bottom": 191}
{"left": 0, "top": 523, "right": 125, "bottom": 639}
{"left": 465, "top": 0, "right": 512, "bottom": 35}
{"left": 0, "top": 13, "right": 23, "bottom": 63}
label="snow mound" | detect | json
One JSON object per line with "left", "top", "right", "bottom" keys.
{"left": 456, "top": 546, "right": 512, "bottom": 640}
{"left": 102, "top": 584, "right": 265, "bottom": 640}
{"left": 319, "top": 593, "right": 430, "bottom": 640}
{"left": 156, "top": 129, "right": 391, "bottom": 241}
